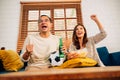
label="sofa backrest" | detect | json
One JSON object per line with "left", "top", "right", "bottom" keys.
{"left": 109, "top": 52, "right": 120, "bottom": 66}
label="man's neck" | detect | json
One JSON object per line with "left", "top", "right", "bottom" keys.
{"left": 39, "top": 32, "right": 50, "bottom": 38}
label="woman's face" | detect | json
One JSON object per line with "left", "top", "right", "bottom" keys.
{"left": 75, "top": 25, "right": 85, "bottom": 38}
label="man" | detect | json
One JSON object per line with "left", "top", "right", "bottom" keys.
{"left": 20, "top": 15, "right": 61, "bottom": 71}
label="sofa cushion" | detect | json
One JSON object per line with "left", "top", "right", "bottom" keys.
{"left": 97, "top": 46, "right": 111, "bottom": 66}
{"left": 110, "top": 52, "right": 120, "bottom": 66}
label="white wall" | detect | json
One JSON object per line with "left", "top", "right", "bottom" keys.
{"left": 0, "top": 0, "right": 20, "bottom": 50}
{"left": 0, "top": 0, "right": 120, "bottom": 52}
{"left": 82, "top": 0, "right": 120, "bottom": 52}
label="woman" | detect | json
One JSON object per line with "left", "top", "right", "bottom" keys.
{"left": 66, "top": 14, "right": 107, "bottom": 67}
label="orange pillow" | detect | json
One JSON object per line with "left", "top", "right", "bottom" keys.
{"left": 0, "top": 50, "right": 23, "bottom": 71}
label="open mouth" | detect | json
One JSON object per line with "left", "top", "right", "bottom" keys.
{"left": 42, "top": 26, "right": 47, "bottom": 28}
{"left": 78, "top": 32, "right": 82, "bottom": 35}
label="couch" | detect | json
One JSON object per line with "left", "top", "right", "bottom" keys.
{"left": 97, "top": 46, "right": 120, "bottom": 66}
{"left": 0, "top": 46, "right": 120, "bottom": 74}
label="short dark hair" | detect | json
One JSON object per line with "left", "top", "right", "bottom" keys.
{"left": 38, "top": 15, "right": 52, "bottom": 23}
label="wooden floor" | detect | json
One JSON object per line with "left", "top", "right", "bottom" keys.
{"left": 0, "top": 66, "right": 120, "bottom": 80}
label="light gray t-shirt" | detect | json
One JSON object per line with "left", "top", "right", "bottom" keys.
{"left": 20, "top": 33, "right": 59, "bottom": 67}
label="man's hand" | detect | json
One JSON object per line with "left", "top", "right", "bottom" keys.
{"left": 26, "top": 44, "right": 33, "bottom": 54}
{"left": 62, "top": 45, "right": 68, "bottom": 54}
{"left": 23, "top": 44, "right": 33, "bottom": 60}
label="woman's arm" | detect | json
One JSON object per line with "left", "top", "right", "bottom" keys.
{"left": 90, "top": 14, "right": 107, "bottom": 44}
{"left": 91, "top": 14, "right": 104, "bottom": 31}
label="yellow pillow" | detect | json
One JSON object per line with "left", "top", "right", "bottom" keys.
{"left": 0, "top": 50, "right": 23, "bottom": 71}
{"left": 55, "top": 57, "right": 97, "bottom": 68}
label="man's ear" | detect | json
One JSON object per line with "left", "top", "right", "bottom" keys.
{"left": 50, "top": 23, "right": 53, "bottom": 29}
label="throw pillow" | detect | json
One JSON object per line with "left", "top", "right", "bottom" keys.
{"left": 55, "top": 57, "right": 97, "bottom": 68}
{"left": 0, "top": 50, "right": 23, "bottom": 71}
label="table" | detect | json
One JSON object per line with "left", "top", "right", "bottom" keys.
{"left": 0, "top": 66, "right": 120, "bottom": 80}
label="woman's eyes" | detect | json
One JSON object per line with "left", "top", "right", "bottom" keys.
{"left": 76, "top": 28, "right": 83, "bottom": 30}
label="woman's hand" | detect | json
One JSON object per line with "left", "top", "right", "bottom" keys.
{"left": 90, "top": 14, "right": 103, "bottom": 30}
{"left": 90, "top": 14, "right": 98, "bottom": 22}
{"left": 67, "top": 51, "right": 79, "bottom": 60}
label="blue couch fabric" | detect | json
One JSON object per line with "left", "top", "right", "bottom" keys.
{"left": 97, "top": 46, "right": 120, "bottom": 66}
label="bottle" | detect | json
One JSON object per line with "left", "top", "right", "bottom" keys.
{"left": 59, "top": 38, "right": 65, "bottom": 58}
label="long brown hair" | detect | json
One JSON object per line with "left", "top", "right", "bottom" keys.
{"left": 72, "top": 24, "right": 88, "bottom": 49}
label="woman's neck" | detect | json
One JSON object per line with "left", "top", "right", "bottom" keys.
{"left": 78, "top": 37, "right": 84, "bottom": 49}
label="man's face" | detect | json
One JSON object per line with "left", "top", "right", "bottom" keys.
{"left": 38, "top": 16, "right": 52, "bottom": 33}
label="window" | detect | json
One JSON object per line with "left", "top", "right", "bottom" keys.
{"left": 17, "top": 1, "right": 82, "bottom": 52}
{"left": 54, "top": 8, "right": 77, "bottom": 38}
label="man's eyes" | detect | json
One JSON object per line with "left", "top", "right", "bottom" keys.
{"left": 40, "top": 19, "right": 49, "bottom": 23}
